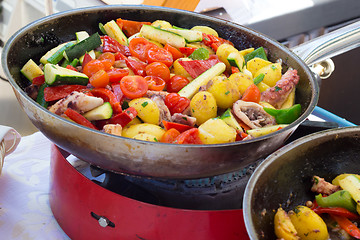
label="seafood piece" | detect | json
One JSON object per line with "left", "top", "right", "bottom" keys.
{"left": 103, "top": 124, "right": 122, "bottom": 136}
{"left": 233, "top": 100, "right": 276, "bottom": 129}
{"left": 49, "top": 91, "right": 104, "bottom": 115}
{"left": 171, "top": 113, "right": 197, "bottom": 127}
{"left": 261, "top": 69, "right": 300, "bottom": 108}
{"left": 150, "top": 95, "right": 172, "bottom": 125}
{"left": 311, "top": 176, "right": 341, "bottom": 195}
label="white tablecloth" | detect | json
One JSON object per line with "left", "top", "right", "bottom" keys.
{"left": 0, "top": 131, "right": 70, "bottom": 239}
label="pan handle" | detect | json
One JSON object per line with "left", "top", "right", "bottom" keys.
{"left": 291, "top": 20, "right": 360, "bottom": 66}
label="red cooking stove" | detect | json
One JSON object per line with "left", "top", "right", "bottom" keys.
{"left": 49, "top": 120, "right": 339, "bottom": 240}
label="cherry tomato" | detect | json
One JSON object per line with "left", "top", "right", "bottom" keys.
{"left": 89, "top": 69, "right": 109, "bottom": 88}
{"left": 129, "top": 37, "right": 152, "bottom": 62}
{"left": 164, "top": 93, "right": 190, "bottom": 115}
{"left": 120, "top": 75, "right": 148, "bottom": 99}
{"left": 161, "top": 128, "right": 181, "bottom": 143}
{"left": 106, "top": 68, "right": 130, "bottom": 83}
{"left": 82, "top": 59, "right": 105, "bottom": 77}
{"left": 174, "top": 128, "right": 202, "bottom": 144}
{"left": 164, "top": 44, "right": 183, "bottom": 61}
{"left": 145, "top": 62, "right": 170, "bottom": 82}
{"left": 98, "top": 52, "right": 115, "bottom": 69}
{"left": 166, "top": 75, "right": 190, "bottom": 93}
{"left": 145, "top": 45, "right": 173, "bottom": 67}
{"left": 145, "top": 76, "right": 166, "bottom": 91}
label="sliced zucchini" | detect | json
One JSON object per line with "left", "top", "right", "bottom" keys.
{"left": 220, "top": 108, "right": 243, "bottom": 132}
{"left": 227, "top": 51, "right": 245, "bottom": 71}
{"left": 40, "top": 41, "right": 76, "bottom": 65}
{"left": 190, "top": 26, "right": 218, "bottom": 37}
{"left": 164, "top": 28, "right": 203, "bottom": 42}
{"left": 64, "top": 32, "right": 102, "bottom": 62}
{"left": 103, "top": 20, "right": 128, "bottom": 46}
{"left": 20, "top": 59, "right": 44, "bottom": 81}
{"left": 47, "top": 42, "right": 75, "bottom": 64}
{"left": 76, "top": 31, "right": 96, "bottom": 63}
{"left": 140, "top": 25, "right": 186, "bottom": 49}
{"left": 178, "top": 62, "right": 226, "bottom": 99}
{"left": 339, "top": 175, "right": 360, "bottom": 204}
{"left": 83, "top": 102, "right": 113, "bottom": 121}
{"left": 44, "top": 63, "right": 88, "bottom": 86}
{"left": 247, "top": 124, "right": 288, "bottom": 138}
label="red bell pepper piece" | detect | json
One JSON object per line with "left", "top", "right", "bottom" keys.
{"left": 164, "top": 44, "right": 183, "bottom": 61}
{"left": 231, "top": 66, "right": 240, "bottom": 74}
{"left": 115, "top": 53, "right": 147, "bottom": 77}
{"left": 64, "top": 108, "right": 97, "bottom": 130}
{"left": 330, "top": 214, "right": 360, "bottom": 239}
{"left": 95, "top": 107, "right": 138, "bottom": 129}
{"left": 314, "top": 207, "right": 360, "bottom": 220}
{"left": 82, "top": 53, "right": 93, "bottom": 69}
{"left": 101, "top": 35, "right": 131, "bottom": 56}
{"left": 178, "top": 55, "right": 221, "bottom": 78}
{"left": 202, "top": 33, "right": 234, "bottom": 52}
{"left": 32, "top": 75, "right": 45, "bottom": 86}
{"left": 111, "top": 83, "right": 124, "bottom": 102}
{"left": 235, "top": 131, "right": 248, "bottom": 141}
{"left": 43, "top": 85, "right": 87, "bottom": 102}
{"left": 116, "top": 18, "right": 151, "bottom": 37}
{"left": 66, "top": 65, "right": 78, "bottom": 72}
{"left": 91, "top": 88, "right": 122, "bottom": 114}
{"left": 162, "top": 120, "right": 193, "bottom": 133}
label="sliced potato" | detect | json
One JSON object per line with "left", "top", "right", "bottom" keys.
{"left": 280, "top": 88, "right": 295, "bottom": 109}
{"left": 122, "top": 123, "right": 165, "bottom": 140}
{"left": 228, "top": 72, "right": 253, "bottom": 95}
{"left": 216, "top": 43, "right": 238, "bottom": 71}
{"left": 255, "top": 62, "right": 282, "bottom": 87}
{"left": 247, "top": 124, "right": 288, "bottom": 138}
{"left": 198, "top": 118, "right": 236, "bottom": 144}
{"left": 190, "top": 91, "right": 217, "bottom": 125}
{"left": 191, "top": 25, "right": 218, "bottom": 37}
{"left": 207, "top": 75, "right": 240, "bottom": 109}
{"left": 246, "top": 57, "right": 272, "bottom": 76}
{"left": 274, "top": 208, "right": 299, "bottom": 240}
{"left": 239, "top": 47, "right": 254, "bottom": 57}
{"left": 133, "top": 133, "right": 159, "bottom": 142}
{"left": 151, "top": 20, "right": 172, "bottom": 29}
{"left": 129, "top": 98, "right": 160, "bottom": 125}
{"left": 172, "top": 58, "right": 193, "bottom": 79}
{"left": 289, "top": 206, "right": 328, "bottom": 240}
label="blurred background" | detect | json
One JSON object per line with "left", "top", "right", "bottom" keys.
{"left": 0, "top": 0, "right": 359, "bottom": 135}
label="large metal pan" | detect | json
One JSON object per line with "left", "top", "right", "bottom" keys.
{"left": 1, "top": 5, "right": 358, "bottom": 179}
{"left": 243, "top": 126, "right": 360, "bottom": 239}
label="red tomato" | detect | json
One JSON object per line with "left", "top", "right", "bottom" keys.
{"left": 129, "top": 37, "right": 153, "bottom": 62}
{"left": 174, "top": 128, "right": 202, "bottom": 144}
{"left": 145, "top": 45, "right": 173, "bottom": 67}
{"left": 164, "top": 93, "right": 190, "bottom": 115}
{"left": 120, "top": 75, "right": 148, "bottom": 99}
{"left": 106, "top": 68, "right": 130, "bottom": 83}
{"left": 145, "top": 62, "right": 170, "bottom": 82}
{"left": 164, "top": 44, "right": 183, "bottom": 61}
{"left": 179, "top": 47, "right": 196, "bottom": 56}
{"left": 161, "top": 128, "right": 181, "bottom": 143}
{"left": 145, "top": 76, "right": 166, "bottom": 91}
{"left": 98, "top": 52, "right": 115, "bottom": 68}
{"left": 83, "top": 59, "right": 105, "bottom": 77}
{"left": 242, "top": 84, "right": 261, "bottom": 103}
{"left": 166, "top": 75, "right": 190, "bottom": 93}
{"left": 90, "top": 69, "right": 109, "bottom": 88}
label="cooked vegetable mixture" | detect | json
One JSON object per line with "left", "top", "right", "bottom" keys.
{"left": 21, "top": 18, "right": 301, "bottom": 144}
{"left": 274, "top": 174, "right": 360, "bottom": 240}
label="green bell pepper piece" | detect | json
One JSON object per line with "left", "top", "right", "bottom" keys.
{"left": 244, "top": 47, "right": 268, "bottom": 63}
{"left": 189, "top": 48, "right": 209, "bottom": 60}
{"left": 36, "top": 83, "right": 49, "bottom": 108}
{"left": 315, "top": 190, "right": 357, "bottom": 213}
{"left": 263, "top": 104, "right": 301, "bottom": 124}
